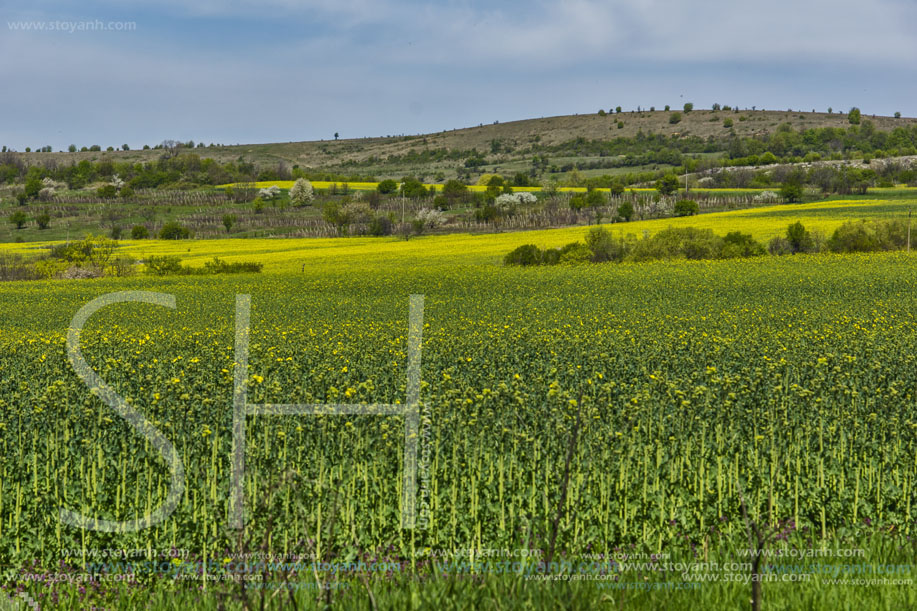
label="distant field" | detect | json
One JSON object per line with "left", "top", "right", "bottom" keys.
{"left": 4, "top": 194, "right": 915, "bottom": 272}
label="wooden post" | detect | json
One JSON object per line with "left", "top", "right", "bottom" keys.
{"left": 909, "top": 209, "right": 912, "bottom": 253}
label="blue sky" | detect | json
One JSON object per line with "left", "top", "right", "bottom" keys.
{"left": 2, "top": 0, "right": 916, "bottom": 151}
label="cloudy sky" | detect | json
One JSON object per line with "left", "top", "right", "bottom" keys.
{"left": 2, "top": 0, "right": 916, "bottom": 151}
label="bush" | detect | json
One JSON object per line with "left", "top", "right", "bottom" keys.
{"left": 110, "top": 225, "right": 123, "bottom": 240}
{"left": 377, "top": 179, "right": 398, "bottom": 194}
{"left": 669, "top": 112, "right": 682, "bottom": 124}
{"left": 723, "top": 118, "right": 734, "bottom": 128}
{"left": 159, "top": 222, "right": 191, "bottom": 240}
{"left": 828, "top": 220, "right": 907, "bottom": 253}
{"left": 629, "top": 227, "right": 723, "bottom": 262}
{"left": 96, "top": 184, "right": 118, "bottom": 199}
{"left": 673, "top": 199, "right": 699, "bottom": 216}
{"left": 786, "top": 221, "right": 814, "bottom": 253}
{"left": 768, "top": 236, "right": 793, "bottom": 255}
{"left": 146, "top": 255, "right": 183, "bottom": 275}
{"left": 585, "top": 227, "right": 625, "bottom": 262}
{"left": 722, "top": 231, "right": 765, "bottom": 257}
{"left": 558, "top": 242, "right": 592, "bottom": 265}
{"left": 369, "top": 214, "right": 394, "bottom": 236}
{"left": 36, "top": 213, "right": 50, "bottom": 229}
{"left": 617, "top": 200, "right": 634, "bottom": 222}
{"left": 119, "top": 185, "right": 135, "bottom": 199}
{"left": 504, "top": 244, "right": 543, "bottom": 266}
{"left": 848, "top": 107, "right": 861, "bottom": 125}
{"left": 131, "top": 225, "right": 149, "bottom": 239}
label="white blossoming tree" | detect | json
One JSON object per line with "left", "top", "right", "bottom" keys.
{"left": 289, "top": 178, "right": 315, "bottom": 207}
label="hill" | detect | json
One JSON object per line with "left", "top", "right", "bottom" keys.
{"left": 11, "top": 109, "right": 917, "bottom": 180}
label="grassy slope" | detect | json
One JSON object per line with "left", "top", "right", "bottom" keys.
{"left": 13, "top": 110, "right": 917, "bottom": 175}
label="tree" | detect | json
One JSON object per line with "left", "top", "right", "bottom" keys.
{"left": 122, "top": 144, "right": 130, "bottom": 151}
{"left": 131, "top": 225, "right": 149, "bottom": 239}
{"left": 68, "top": 144, "right": 77, "bottom": 152}
{"left": 289, "top": 178, "right": 314, "bottom": 206}
{"left": 159, "top": 222, "right": 191, "bottom": 239}
{"left": 615, "top": 106, "right": 622, "bottom": 114}
{"left": 847, "top": 107, "right": 861, "bottom": 125}
{"left": 669, "top": 112, "right": 682, "bottom": 125}
{"left": 36, "top": 213, "right": 50, "bottom": 229}
{"left": 664, "top": 105, "right": 670, "bottom": 111}
{"left": 780, "top": 174, "right": 804, "bottom": 202}
{"left": 223, "top": 214, "right": 237, "bottom": 233}
{"left": 617, "top": 200, "right": 634, "bottom": 222}
{"left": 334, "top": 132, "right": 340, "bottom": 140}
{"left": 9, "top": 211, "right": 27, "bottom": 229}
{"left": 683, "top": 102, "right": 694, "bottom": 112}
{"left": 377, "top": 179, "right": 398, "bottom": 194}
{"left": 655, "top": 174, "right": 679, "bottom": 196}
{"left": 895, "top": 111, "right": 902, "bottom": 119}
{"left": 24, "top": 176, "right": 42, "bottom": 200}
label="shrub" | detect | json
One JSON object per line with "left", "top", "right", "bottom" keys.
{"left": 131, "top": 225, "right": 149, "bottom": 239}
{"left": 828, "top": 220, "right": 907, "bottom": 252}
{"left": 202, "top": 257, "right": 263, "bottom": 274}
{"left": 504, "top": 244, "right": 543, "bottom": 266}
{"left": 558, "top": 242, "right": 592, "bottom": 265}
{"left": 669, "top": 112, "right": 682, "bottom": 125}
{"left": 258, "top": 185, "right": 281, "bottom": 200}
{"left": 673, "top": 199, "right": 699, "bottom": 217}
{"left": 780, "top": 180, "right": 803, "bottom": 203}
{"left": 617, "top": 200, "right": 634, "bottom": 222}
{"left": 786, "top": 221, "right": 814, "bottom": 253}
{"left": 723, "top": 118, "right": 734, "bottom": 128}
{"left": 159, "top": 222, "right": 191, "bottom": 240}
{"left": 377, "top": 179, "right": 398, "bottom": 194}
{"left": 119, "top": 185, "right": 135, "bottom": 199}
{"left": 848, "top": 107, "right": 861, "bottom": 125}
{"left": 110, "top": 225, "right": 123, "bottom": 240}
{"left": 683, "top": 102, "right": 694, "bottom": 112}
{"left": 223, "top": 214, "right": 237, "bottom": 233}
{"left": 629, "top": 227, "right": 723, "bottom": 262}
{"left": 768, "top": 236, "right": 793, "bottom": 255}
{"left": 36, "top": 213, "right": 51, "bottom": 229}
{"left": 96, "top": 184, "right": 118, "bottom": 199}
{"left": 722, "top": 231, "right": 765, "bottom": 257}
{"left": 585, "top": 227, "right": 625, "bottom": 262}
{"left": 146, "top": 255, "right": 183, "bottom": 275}
{"left": 369, "top": 214, "right": 394, "bottom": 236}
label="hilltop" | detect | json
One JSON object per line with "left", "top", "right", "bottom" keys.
{"left": 11, "top": 109, "right": 917, "bottom": 180}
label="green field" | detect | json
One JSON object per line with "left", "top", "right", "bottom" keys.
{"left": 2, "top": 198, "right": 917, "bottom": 609}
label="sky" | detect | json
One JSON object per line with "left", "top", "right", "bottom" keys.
{"left": 2, "top": 0, "right": 916, "bottom": 151}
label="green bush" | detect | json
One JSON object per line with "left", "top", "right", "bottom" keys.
{"left": 629, "top": 227, "right": 723, "bottom": 262}
{"left": 669, "top": 112, "right": 682, "bottom": 125}
{"left": 673, "top": 199, "right": 699, "bottom": 217}
{"left": 8, "top": 211, "right": 27, "bottom": 229}
{"left": 827, "top": 220, "right": 907, "bottom": 253}
{"left": 617, "top": 200, "right": 634, "bottom": 221}
{"left": 585, "top": 227, "right": 625, "bottom": 262}
{"left": 377, "top": 179, "right": 398, "bottom": 194}
{"left": 504, "top": 244, "right": 543, "bottom": 266}
{"left": 131, "top": 225, "right": 149, "bottom": 239}
{"left": 558, "top": 242, "right": 592, "bottom": 265}
{"left": 96, "top": 184, "right": 118, "bottom": 199}
{"left": 146, "top": 255, "right": 183, "bottom": 275}
{"left": 722, "top": 231, "right": 765, "bottom": 257}
{"left": 369, "top": 214, "right": 394, "bottom": 236}
{"left": 786, "top": 221, "right": 814, "bottom": 253}
{"left": 159, "top": 222, "right": 191, "bottom": 240}
{"left": 35, "top": 213, "right": 51, "bottom": 230}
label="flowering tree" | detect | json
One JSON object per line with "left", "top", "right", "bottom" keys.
{"left": 289, "top": 178, "right": 314, "bottom": 206}
{"left": 258, "top": 185, "right": 281, "bottom": 200}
